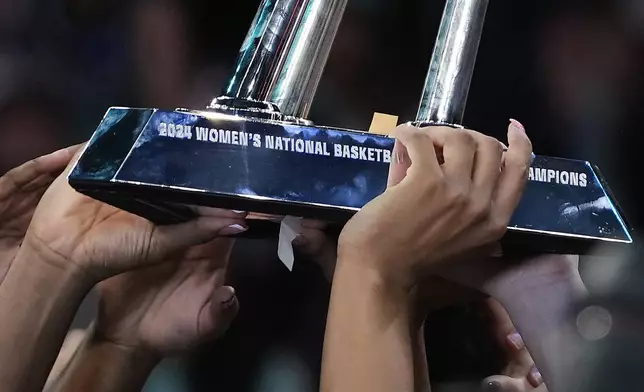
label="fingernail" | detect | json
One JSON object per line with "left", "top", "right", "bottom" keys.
{"left": 221, "top": 287, "right": 236, "bottom": 305}
{"left": 507, "top": 332, "right": 525, "bottom": 350}
{"left": 232, "top": 210, "right": 246, "bottom": 214}
{"left": 531, "top": 368, "right": 544, "bottom": 385}
{"left": 219, "top": 224, "right": 248, "bottom": 236}
{"left": 484, "top": 381, "right": 503, "bottom": 392}
{"left": 509, "top": 118, "right": 525, "bottom": 132}
{"left": 48, "top": 147, "right": 71, "bottom": 159}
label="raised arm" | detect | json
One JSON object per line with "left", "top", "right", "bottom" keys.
{"left": 321, "top": 123, "right": 533, "bottom": 392}
{"left": 0, "top": 148, "right": 247, "bottom": 392}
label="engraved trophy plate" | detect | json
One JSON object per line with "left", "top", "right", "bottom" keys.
{"left": 69, "top": 0, "right": 633, "bottom": 254}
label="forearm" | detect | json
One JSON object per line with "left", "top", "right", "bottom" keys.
{"left": 51, "top": 325, "right": 159, "bottom": 392}
{"left": 321, "top": 261, "right": 416, "bottom": 392}
{"left": 0, "top": 246, "right": 94, "bottom": 392}
{"left": 487, "top": 258, "right": 587, "bottom": 392}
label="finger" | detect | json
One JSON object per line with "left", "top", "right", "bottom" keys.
{"left": 147, "top": 217, "right": 247, "bottom": 262}
{"left": 527, "top": 366, "right": 544, "bottom": 389}
{"left": 472, "top": 134, "right": 504, "bottom": 202}
{"left": 194, "top": 206, "right": 248, "bottom": 219}
{"left": 487, "top": 298, "right": 517, "bottom": 338}
{"left": 493, "top": 120, "right": 532, "bottom": 221}
{"left": 0, "top": 144, "right": 82, "bottom": 197}
{"left": 420, "top": 127, "right": 476, "bottom": 189}
{"left": 503, "top": 334, "right": 535, "bottom": 378}
{"left": 200, "top": 286, "right": 240, "bottom": 340}
{"left": 62, "top": 142, "right": 88, "bottom": 175}
{"left": 388, "top": 139, "right": 410, "bottom": 187}
{"left": 485, "top": 299, "right": 536, "bottom": 377}
{"left": 483, "top": 375, "right": 533, "bottom": 392}
{"left": 183, "top": 237, "right": 237, "bottom": 265}
{"left": 390, "top": 125, "right": 443, "bottom": 181}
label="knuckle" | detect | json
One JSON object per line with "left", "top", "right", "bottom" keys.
{"left": 451, "top": 129, "right": 476, "bottom": 148}
{"left": 444, "top": 184, "right": 470, "bottom": 207}
{"left": 468, "top": 200, "right": 492, "bottom": 221}
{"left": 391, "top": 123, "right": 417, "bottom": 138}
{"left": 407, "top": 128, "right": 427, "bottom": 143}
{"left": 419, "top": 170, "right": 443, "bottom": 191}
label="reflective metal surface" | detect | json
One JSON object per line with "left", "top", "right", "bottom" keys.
{"left": 69, "top": 107, "right": 633, "bottom": 254}
{"left": 416, "top": 0, "right": 489, "bottom": 126}
{"left": 212, "top": 0, "right": 347, "bottom": 119}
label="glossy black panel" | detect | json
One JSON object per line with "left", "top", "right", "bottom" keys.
{"left": 71, "top": 108, "right": 154, "bottom": 181}
{"left": 69, "top": 107, "right": 633, "bottom": 253}
{"left": 114, "top": 110, "right": 392, "bottom": 210}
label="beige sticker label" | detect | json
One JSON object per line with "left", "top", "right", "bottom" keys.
{"left": 368, "top": 113, "right": 399, "bottom": 135}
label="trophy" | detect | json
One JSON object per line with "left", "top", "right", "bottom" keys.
{"left": 68, "top": 0, "right": 633, "bottom": 254}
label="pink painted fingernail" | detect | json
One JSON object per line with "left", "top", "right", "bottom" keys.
{"left": 485, "top": 381, "right": 503, "bottom": 392}
{"left": 219, "top": 224, "right": 248, "bottom": 236}
{"left": 531, "top": 367, "right": 544, "bottom": 385}
{"left": 509, "top": 118, "right": 526, "bottom": 132}
{"left": 220, "top": 287, "right": 236, "bottom": 304}
{"left": 507, "top": 332, "right": 525, "bottom": 350}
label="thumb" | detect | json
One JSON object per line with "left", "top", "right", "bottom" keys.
{"left": 482, "top": 375, "right": 533, "bottom": 392}
{"left": 199, "top": 286, "right": 239, "bottom": 341}
{"left": 387, "top": 139, "right": 410, "bottom": 187}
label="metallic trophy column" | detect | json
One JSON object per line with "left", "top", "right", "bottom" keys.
{"left": 69, "top": 0, "right": 633, "bottom": 254}
{"left": 416, "top": 0, "right": 488, "bottom": 127}
{"left": 208, "top": 0, "right": 348, "bottom": 122}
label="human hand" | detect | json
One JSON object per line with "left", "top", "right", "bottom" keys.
{"left": 95, "top": 238, "right": 239, "bottom": 357}
{"left": 292, "top": 220, "right": 338, "bottom": 282}
{"left": 21, "top": 149, "right": 248, "bottom": 283}
{"left": 483, "top": 299, "right": 547, "bottom": 392}
{"left": 457, "top": 254, "right": 583, "bottom": 392}
{"left": 337, "top": 122, "right": 533, "bottom": 289}
{"left": 0, "top": 145, "right": 81, "bottom": 282}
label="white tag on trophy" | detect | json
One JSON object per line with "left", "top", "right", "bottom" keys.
{"left": 278, "top": 216, "right": 303, "bottom": 271}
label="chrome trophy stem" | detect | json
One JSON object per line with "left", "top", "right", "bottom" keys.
{"left": 213, "top": 0, "right": 347, "bottom": 120}
{"left": 416, "top": 0, "right": 489, "bottom": 126}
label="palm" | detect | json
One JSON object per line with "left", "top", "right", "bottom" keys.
{"left": 24, "top": 168, "right": 247, "bottom": 280}
{"left": 0, "top": 146, "right": 80, "bottom": 280}
{"left": 27, "top": 182, "right": 155, "bottom": 275}
{"left": 96, "top": 238, "right": 239, "bottom": 355}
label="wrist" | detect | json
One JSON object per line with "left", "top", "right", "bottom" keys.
{"left": 53, "top": 326, "right": 161, "bottom": 392}
{"left": 336, "top": 245, "right": 417, "bottom": 295}
{"left": 89, "top": 332, "right": 161, "bottom": 371}
{"left": 18, "top": 234, "right": 99, "bottom": 290}
{"left": 334, "top": 254, "right": 418, "bottom": 320}
{"left": 7, "top": 241, "right": 95, "bottom": 298}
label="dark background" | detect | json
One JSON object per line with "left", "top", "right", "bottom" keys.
{"left": 2, "top": 0, "right": 642, "bottom": 391}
